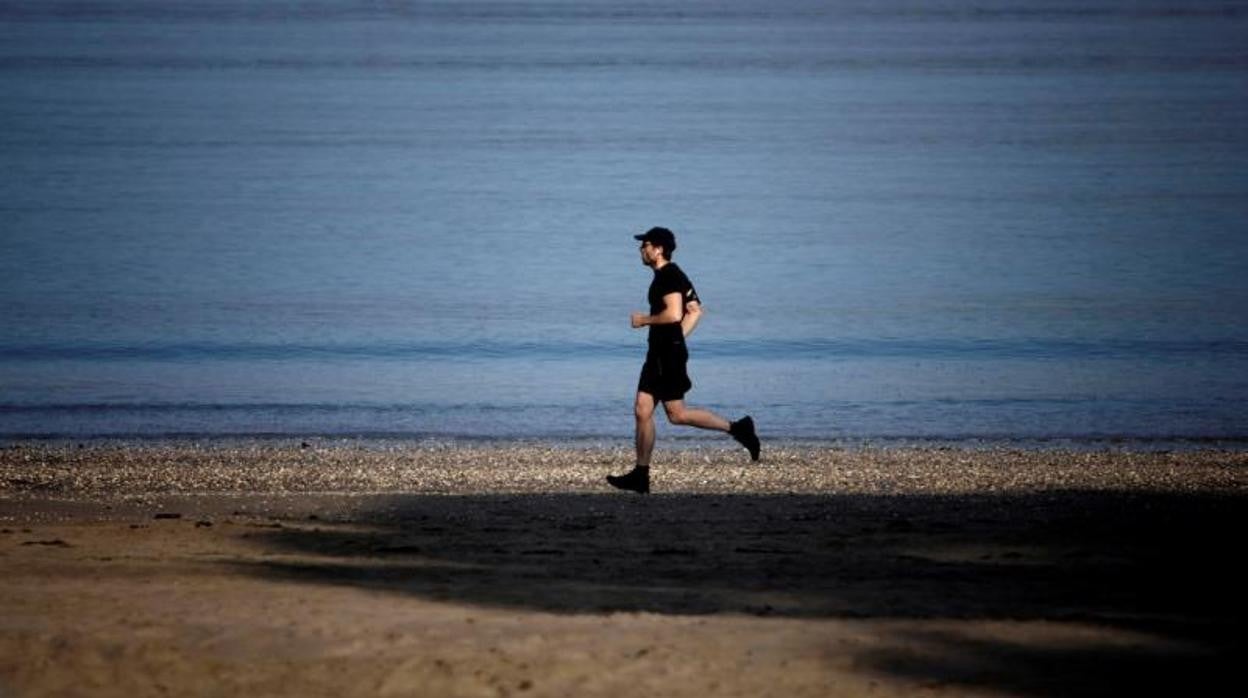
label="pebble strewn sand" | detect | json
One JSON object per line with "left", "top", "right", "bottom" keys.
{"left": 3, "top": 441, "right": 1244, "bottom": 697}
{"left": 3, "top": 442, "right": 1244, "bottom": 498}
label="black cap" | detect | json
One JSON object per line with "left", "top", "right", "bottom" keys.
{"left": 633, "top": 226, "right": 676, "bottom": 253}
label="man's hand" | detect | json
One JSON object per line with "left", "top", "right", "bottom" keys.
{"left": 630, "top": 312, "right": 648, "bottom": 329}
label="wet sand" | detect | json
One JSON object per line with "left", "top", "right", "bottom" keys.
{"left": 2, "top": 443, "right": 1245, "bottom": 696}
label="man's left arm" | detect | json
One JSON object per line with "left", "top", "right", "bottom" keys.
{"left": 681, "top": 300, "right": 702, "bottom": 337}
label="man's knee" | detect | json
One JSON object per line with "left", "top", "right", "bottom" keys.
{"left": 663, "top": 403, "right": 689, "bottom": 425}
{"left": 634, "top": 396, "right": 655, "bottom": 421}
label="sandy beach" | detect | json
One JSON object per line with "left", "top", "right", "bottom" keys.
{"left": 2, "top": 442, "right": 1244, "bottom": 696}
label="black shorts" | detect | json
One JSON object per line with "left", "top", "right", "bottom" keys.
{"left": 637, "top": 341, "right": 692, "bottom": 402}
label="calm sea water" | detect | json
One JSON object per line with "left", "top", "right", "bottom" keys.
{"left": 2, "top": 1, "right": 1247, "bottom": 444}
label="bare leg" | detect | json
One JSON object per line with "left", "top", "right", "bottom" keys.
{"left": 662, "top": 400, "right": 731, "bottom": 432}
{"left": 634, "top": 391, "right": 657, "bottom": 467}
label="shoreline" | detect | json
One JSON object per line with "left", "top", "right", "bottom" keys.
{"left": 3, "top": 445, "right": 1244, "bottom": 696}
{"left": 6, "top": 431, "right": 1248, "bottom": 483}
{"left": 7, "top": 432, "right": 1248, "bottom": 447}
{"left": 3, "top": 442, "right": 1245, "bottom": 503}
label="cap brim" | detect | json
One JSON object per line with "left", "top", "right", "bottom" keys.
{"left": 633, "top": 234, "right": 647, "bottom": 241}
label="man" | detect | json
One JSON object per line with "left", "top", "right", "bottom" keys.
{"left": 607, "top": 227, "right": 760, "bottom": 495}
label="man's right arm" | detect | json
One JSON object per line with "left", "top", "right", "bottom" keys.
{"left": 631, "top": 292, "right": 684, "bottom": 329}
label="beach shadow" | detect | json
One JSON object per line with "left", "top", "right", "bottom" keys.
{"left": 237, "top": 490, "right": 1242, "bottom": 696}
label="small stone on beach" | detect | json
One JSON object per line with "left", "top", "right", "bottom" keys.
{"left": 22, "top": 539, "right": 71, "bottom": 547}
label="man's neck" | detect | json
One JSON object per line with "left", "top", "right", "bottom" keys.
{"left": 652, "top": 258, "right": 669, "bottom": 272}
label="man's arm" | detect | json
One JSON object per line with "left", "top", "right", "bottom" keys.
{"left": 681, "top": 300, "right": 702, "bottom": 337}
{"left": 631, "top": 292, "right": 683, "bottom": 329}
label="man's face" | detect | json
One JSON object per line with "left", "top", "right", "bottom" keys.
{"left": 639, "top": 241, "right": 663, "bottom": 267}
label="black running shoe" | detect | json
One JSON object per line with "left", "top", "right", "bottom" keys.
{"left": 606, "top": 466, "right": 650, "bottom": 494}
{"left": 730, "top": 416, "right": 761, "bottom": 461}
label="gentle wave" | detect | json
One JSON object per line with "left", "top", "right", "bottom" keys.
{"left": 1, "top": 396, "right": 1235, "bottom": 412}
{"left": 3, "top": 1, "right": 1245, "bottom": 23}
{"left": 3, "top": 337, "right": 1246, "bottom": 362}
{"left": 2, "top": 397, "right": 1244, "bottom": 446}
{"left": 5, "top": 54, "right": 1245, "bottom": 73}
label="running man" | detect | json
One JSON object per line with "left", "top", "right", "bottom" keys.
{"left": 607, "top": 227, "right": 760, "bottom": 494}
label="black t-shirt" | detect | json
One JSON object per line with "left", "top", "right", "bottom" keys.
{"left": 647, "top": 262, "right": 699, "bottom": 344}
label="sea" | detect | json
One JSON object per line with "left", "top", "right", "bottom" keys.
{"left": 2, "top": 0, "right": 1247, "bottom": 447}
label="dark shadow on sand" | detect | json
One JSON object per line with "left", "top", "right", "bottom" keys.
{"left": 237, "top": 490, "right": 1242, "bottom": 696}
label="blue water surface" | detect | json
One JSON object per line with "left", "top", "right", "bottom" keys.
{"left": 2, "top": 0, "right": 1247, "bottom": 444}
